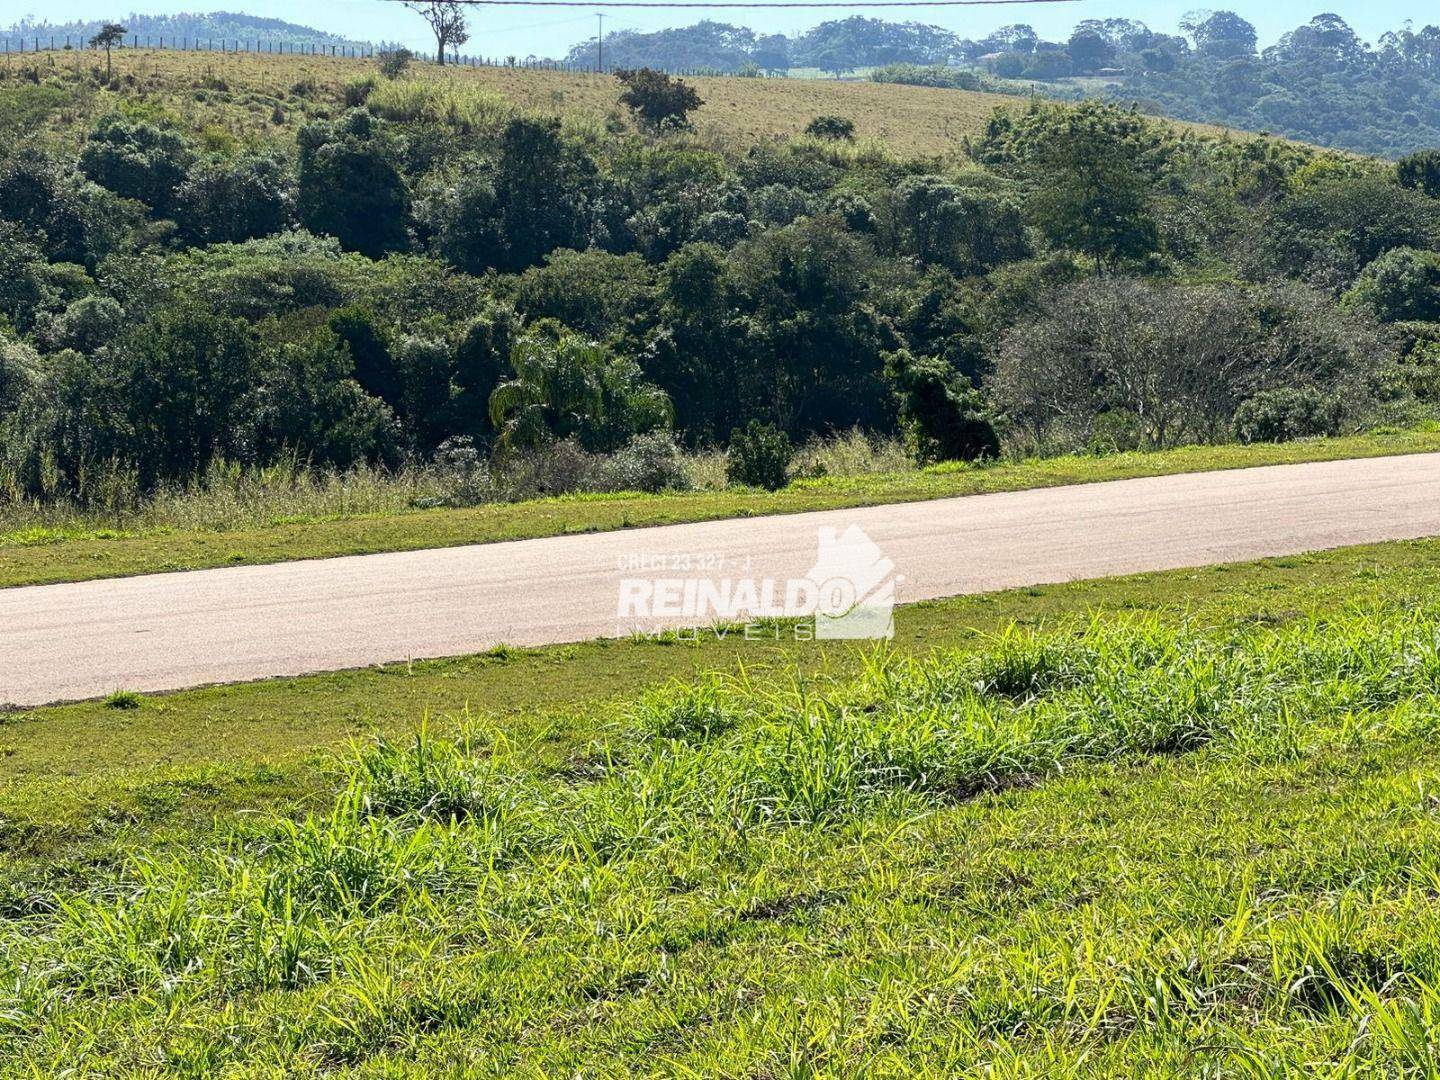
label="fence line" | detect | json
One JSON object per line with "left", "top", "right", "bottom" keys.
{"left": 0, "top": 36, "right": 764, "bottom": 78}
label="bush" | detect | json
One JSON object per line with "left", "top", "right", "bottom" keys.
{"left": 35, "top": 295, "right": 125, "bottom": 353}
{"left": 432, "top": 436, "right": 493, "bottom": 506}
{"left": 726, "top": 420, "right": 792, "bottom": 490}
{"left": 1233, "top": 388, "right": 1344, "bottom": 443}
{"left": 78, "top": 114, "right": 195, "bottom": 213}
{"left": 173, "top": 154, "right": 294, "bottom": 246}
{"left": 296, "top": 111, "right": 410, "bottom": 258}
{"left": 343, "top": 76, "right": 376, "bottom": 108}
{"left": 1397, "top": 150, "right": 1440, "bottom": 198}
{"left": 804, "top": 115, "right": 855, "bottom": 141}
{"left": 493, "top": 438, "right": 603, "bottom": 499}
{"left": 601, "top": 431, "right": 691, "bottom": 493}
{"left": 1344, "top": 247, "right": 1440, "bottom": 323}
{"left": 378, "top": 49, "right": 414, "bottom": 80}
{"left": 885, "top": 349, "right": 999, "bottom": 464}
{"left": 1088, "top": 409, "right": 1143, "bottom": 454}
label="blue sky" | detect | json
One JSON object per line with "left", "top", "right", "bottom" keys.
{"left": 14, "top": 1, "right": 1437, "bottom": 58}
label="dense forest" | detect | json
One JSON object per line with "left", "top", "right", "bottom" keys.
{"left": 2, "top": 50, "right": 1440, "bottom": 512}
{"left": 564, "top": 12, "right": 1440, "bottom": 158}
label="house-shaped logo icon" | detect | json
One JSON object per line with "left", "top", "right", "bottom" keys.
{"left": 806, "top": 524, "right": 899, "bottom": 640}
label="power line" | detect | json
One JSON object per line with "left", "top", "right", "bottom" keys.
{"left": 485, "top": 12, "right": 597, "bottom": 33}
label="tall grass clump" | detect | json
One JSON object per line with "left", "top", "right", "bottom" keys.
{"left": 364, "top": 77, "right": 513, "bottom": 132}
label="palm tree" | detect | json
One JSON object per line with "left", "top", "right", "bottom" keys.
{"left": 488, "top": 334, "right": 606, "bottom": 455}
{"left": 488, "top": 333, "right": 671, "bottom": 455}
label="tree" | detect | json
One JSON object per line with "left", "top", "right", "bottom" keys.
{"left": 0, "top": 149, "right": 131, "bottom": 266}
{"left": 1248, "top": 174, "right": 1440, "bottom": 288}
{"left": 405, "top": 1, "right": 469, "bottom": 65}
{"left": 78, "top": 114, "right": 195, "bottom": 214}
{"left": 1398, "top": 150, "right": 1440, "bottom": 198}
{"left": 492, "top": 118, "right": 596, "bottom": 271}
{"left": 489, "top": 332, "right": 670, "bottom": 454}
{"left": 993, "top": 278, "right": 1386, "bottom": 451}
{"left": 90, "top": 23, "right": 126, "bottom": 82}
{"left": 884, "top": 349, "right": 998, "bottom": 463}
{"left": 1006, "top": 103, "right": 1160, "bottom": 271}
{"left": 0, "top": 221, "right": 52, "bottom": 332}
{"left": 173, "top": 155, "right": 293, "bottom": 246}
{"left": 889, "top": 175, "right": 1029, "bottom": 275}
{"left": 514, "top": 250, "right": 655, "bottom": 338}
{"left": 250, "top": 330, "right": 397, "bottom": 468}
{"left": 0, "top": 337, "right": 39, "bottom": 422}
{"left": 1181, "top": 11, "right": 1257, "bottom": 59}
{"left": 727, "top": 216, "right": 894, "bottom": 436}
{"left": 1067, "top": 28, "right": 1114, "bottom": 74}
{"left": 297, "top": 111, "right": 409, "bottom": 257}
{"left": 1343, "top": 247, "right": 1440, "bottom": 322}
{"left": 993, "top": 279, "right": 1255, "bottom": 449}
{"left": 614, "top": 68, "right": 704, "bottom": 130}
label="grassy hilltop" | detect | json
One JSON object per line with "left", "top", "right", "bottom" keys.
{"left": 2, "top": 47, "right": 1244, "bottom": 158}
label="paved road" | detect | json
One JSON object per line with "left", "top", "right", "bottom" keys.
{"left": 5, "top": 453, "right": 1440, "bottom": 707}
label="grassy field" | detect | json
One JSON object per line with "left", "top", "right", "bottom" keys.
{"left": 4, "top": 537, "right": 1440, "bottom": 1072}
{"left": 3, "top": 46, "right": 1250, "bottom": 159}
{"left": 4, "top": 429, "right": 1439, "bottom": 588}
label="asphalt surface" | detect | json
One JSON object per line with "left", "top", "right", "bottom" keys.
{"left": 5, "top": 452, "right": 1440, "bottom": 707}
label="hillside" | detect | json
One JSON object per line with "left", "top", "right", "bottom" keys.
{"left": 1, "top": 41, "right": 1432, "bottom": 540}
{"left": 0, "top": 48, "right": 1241, "bottom": 158}
{"left": 556, "top": 12, "right": 1440, "bottom": 158}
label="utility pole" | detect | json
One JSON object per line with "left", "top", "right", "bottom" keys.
{"left": 596, "top": 13, "right": 603, "bottom": 73}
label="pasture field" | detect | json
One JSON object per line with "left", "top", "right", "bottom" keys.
{"left": 2, "top": 46, "right": 1247, "bottom": 159}
{"left": 5, "top": 429, "right": 1439, "bottom": 588}
{"left": 3, "top": 538, "right": 1440, "bottom": 1073}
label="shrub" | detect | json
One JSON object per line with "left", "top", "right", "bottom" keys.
{"left": 750, "top": 184, "right": 816, "bottom": 227}
{"left": 173, "top": 154, "right": 294, "bottom": 246}
{"left": 1344, "top": 247, "right": 1440, "bottom": 323}
{"left": 804, "top": 115, "right": 855, "bottom": 141}
{"left": 885, "top": 349, "right": 999, "bottom": 464}
{"left": 296, "top": 110, "right": 410, "bottom": 258}
{"left": 78, "top": 114, "right": 195, "bottom": 213}
{"left": 1397, "top": 149, "right": 1440, "bottom": 198}
{"left": 342, "top": 76, "right": 376, "bottom": 108}
{"left": 601, "top": 431, "right": 691, "bottom": 493}
{"left": 1233, "top": 388, "right": 1344, "bottom": 443}
{"left": 35, "top": 295, "right": 125, "bottom": 353}
{"left": 432, "top": 435, "right": 493, "bottom": 506}
{"left": 726, "top": 420, "right": 792, "bottom": 490}
{"left": 493, "top": 438, "right": 603, "bottom": 499}
{"left": 378, "top": 48, "right": 414, "bottom": 80}
{"left": 1089, "top": 409, "right": 1143, "bottom": 454}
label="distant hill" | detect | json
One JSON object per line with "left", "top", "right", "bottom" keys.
{"left": 3, "top": 11, "right": 370, "bottom": 51}
{"left": 562, "top": 16, "right": 961, "bottom": 75}
{"left": 559, "top": 12, "right": 1440, "bottom": 157}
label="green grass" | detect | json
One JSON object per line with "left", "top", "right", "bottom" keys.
{"left": 5, "top": 430, "right": 1439, "bottom": 588}
{"left": 6, "top": 548, "right": 1440, "bottom": 1072}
